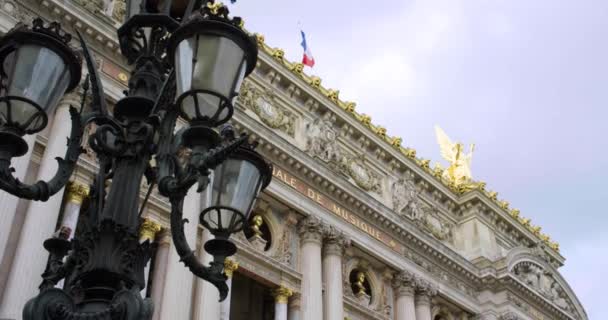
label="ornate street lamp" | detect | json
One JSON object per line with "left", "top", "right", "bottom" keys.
{"left": 0, "top": 1, "right": 271, "bottom": 319}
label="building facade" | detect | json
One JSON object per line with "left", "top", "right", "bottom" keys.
{"left": 0, "top": 1, "right": 588, "bottom": 320}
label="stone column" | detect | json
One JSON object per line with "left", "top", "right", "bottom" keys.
{"left": 193, "top": 227, "right": 221, "bottom": 320}
{"left": 273, "top": 286, "right": 293, "bottom": 320}
{"left": 297, "top": 216, "right": 324, "bottom": 320}
{"left": 322, "top": 226, "right": 350, "bottom": 320}
{"left": 158, "top": 188, "right": 200, "bottom": 319}
{"left": 392, "top": 271, "right": 417, "bottom": 320}
{"left": 139, "top": 218, "right": 162, "bottom": 296}
{"left": 414, "top": 280, "right": 437, "bottom": 320}
{"left": 0, "top": 134, "right": 34, "bottom": 258}
{"left": 0, "top": 94, "right": 80, "bottom": 319}
{"left": 150, "top": 230, "right": 171, "bottom": 320}
{"left": 220, "top": 258, "right": 239, "bottom": 320}
{"left": 56, "top": 181, "right": 90, "bottom": 239}
{"left": 287, "top": 294, "right": 301, "bottom": 320}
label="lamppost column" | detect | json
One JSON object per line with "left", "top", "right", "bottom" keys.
{"left": 322, "top": 226, "right": 350, "bottom": 320}
{"left": 0, "top": 93, "right": 80, "bottom": 319}
{"left": 220, "top": 258, "right": 239, "bottom": 320}
{"left": 273, "top": 286, "right": 293, "bottom": 320}
{"left": 392, "top": 271, "right": 417, "bottom": 320}
{"left": 414, "top": 280, "right": 437, "bottom": 320}
{"left": 158, "top": 189, "right": 200, "bottom": 319}
{"left": 297, "top": 216, "right": 324, "bottom": 320}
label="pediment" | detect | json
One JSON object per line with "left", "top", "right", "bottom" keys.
{"left": 507, "top": 248, "right": 587, "bottom": 319}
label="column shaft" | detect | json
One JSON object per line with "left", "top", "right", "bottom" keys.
{"left": 298, "top": 217, "right": 323, "bottom": 320}
{"left": 287, "top": 296, "right": 301, "bottom": 320}
{"left": 415, "top": 295, "right": 432, "bottom": 320}
{"left": 150, "top": 233, "right": 171, "bottom": 320}
{"left": 0, "top": 135, "right": 34, "bottom": 261}
{"left": 193, "top": 227, "right": 221, "bottom": 320}
{"left": 394, "top": 291, "right": 416, "bottom": 320}
{"left": 322, "top": 227, "right": 349, "bottom": 320}
{"left": 158, "top": 189, "right": 199, "bottom": 319}
{"left": 0, "top": 99, "right": 77, "bottom": 319}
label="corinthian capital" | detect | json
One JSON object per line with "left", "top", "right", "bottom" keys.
{"left": 297, "top": 216, "right": 324, "bottom": 244}
{"left": 392, "top": 270, "right": 416, "bottom": 297}
{"left": 415, "top": 278, "right": 438, "bottom": 304}
{"left": 66, "top": 181, "right": 90, "bottom": 205}
{"left": 322, "top": 225, "right": 351, "bottom": 256}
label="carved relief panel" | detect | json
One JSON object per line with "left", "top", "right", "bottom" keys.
{"left": 305, "top": 117, "right": 342, "bottom": 167}
{"left": 238, "top": 81, "right": 296, "bottom": 136}
{"left": 339, "top": 154, "right": 382, "bottom": 193}
{"left": 512, "top": 262, "right": 574, "bottom": 313}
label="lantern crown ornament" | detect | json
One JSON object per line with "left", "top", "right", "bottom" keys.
{"left": 0, "top": 2, "right": 272, "bottom": 318}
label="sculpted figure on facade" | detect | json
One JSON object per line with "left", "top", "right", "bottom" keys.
{"left": 305, "top": 117, "right": 342, "bottom": 167}
{"left": 392, "top": 177, "right": 420, "bottom": 217}
{"left": 512, "top": 262, "right": 573, "bottom": 313}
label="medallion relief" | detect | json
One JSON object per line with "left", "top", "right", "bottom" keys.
{"left": 339, "top": 154, "right": 381, "bottom": 193}
{"left": 417, "top": 207, "right": 453, "bottom": 242}
{"left": 238, "top": 81, "right": 295, "bottom": 136}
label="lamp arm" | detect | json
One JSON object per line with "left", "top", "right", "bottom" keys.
{"left": 0, "top": 106, "right": 85, "bottom": 201}
{"left": 168, "top": 194, "right": 229, "bottom": 301}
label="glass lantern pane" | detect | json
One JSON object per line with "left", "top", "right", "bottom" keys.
{"left": 4, "top": 44, "right": 70, "bottom": 127}
{"left": 175, "top": 38, "right": 194, "bottom": 96}
{"left": 210, "top": 159, "right": 262, "bottom": 227}
{"left": 192, "top": 35, "right": 245, "bottom": 99}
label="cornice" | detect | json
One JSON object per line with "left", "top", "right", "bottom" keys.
{"left": 253, "top": 37, "right": 561, "bottom": 256}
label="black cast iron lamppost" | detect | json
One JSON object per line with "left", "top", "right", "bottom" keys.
{"left": 0, "top": 1, "right": 271, "bottom": 318}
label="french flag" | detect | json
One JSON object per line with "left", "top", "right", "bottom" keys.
{"left": 300, "top": 30, "right": 315, "bottom": 68}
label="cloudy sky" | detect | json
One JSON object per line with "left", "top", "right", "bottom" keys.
{"left": 229, "top": 0, "right": 607, "bottom": 318}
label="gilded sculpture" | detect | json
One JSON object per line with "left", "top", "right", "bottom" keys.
{"left": 354, "top": 271, "right": 367, "bottom": 297}
{"left": 435, "top": 125, "right": 475, "bottom": 187}
{"left": 250, "top": 215, "right": 264, "bottom": 238}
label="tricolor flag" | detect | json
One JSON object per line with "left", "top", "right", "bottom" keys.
{"left": 300, "top": 30, "right": 315, "bottom": 68}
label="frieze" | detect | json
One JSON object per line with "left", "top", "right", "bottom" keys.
{"left": 272, "top": 166, "right": 402, "bottom": 253}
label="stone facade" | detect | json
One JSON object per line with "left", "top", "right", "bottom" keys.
{"left": 0, "top": 1, "right": 587, "bottom": 320}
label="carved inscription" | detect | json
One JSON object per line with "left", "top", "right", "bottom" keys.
{"left": 272, "top": 166, "right": 402, "bottom": 253}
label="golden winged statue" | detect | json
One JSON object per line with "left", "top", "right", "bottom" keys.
{"left": 434, "top": 125, "right": 475, "bottom": 186}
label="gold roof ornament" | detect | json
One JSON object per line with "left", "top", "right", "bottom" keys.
{"left": 290, "top": 62, "right": 304, "bottom": 74}
{"left": 510, "top": 209, "right": 521, "bottom": 218}
{"left": 341, "top": 101, "right": 357, "bottom": 113}
{"left": 389, "top": 136, "right": 402, "bottom": 148}
{"left": 271, "top": 48, "right": 285, "bottom": 60}
{"left": 486, "top": 190, "right": 498, "bottom": 201}
{"left": 374, "top": 126, "right": 387, "bottom": 138}
{"left": 255, "top": 33, "right": 265, "bottom": 45}
{"left": 326, "top": 89, "right": 340, "bottom": 102}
